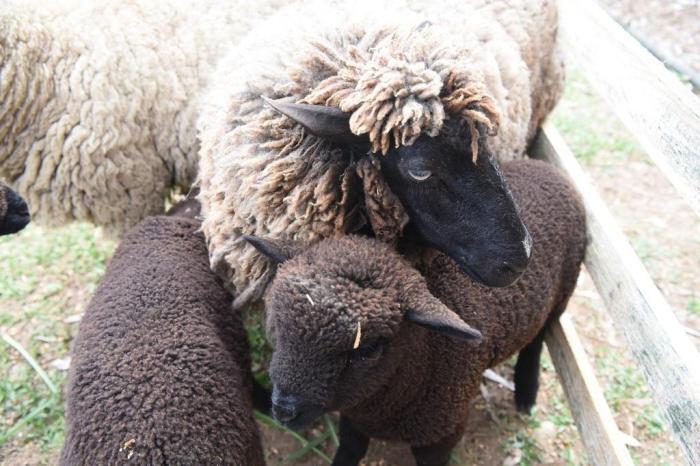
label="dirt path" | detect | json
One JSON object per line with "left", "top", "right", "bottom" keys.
{"left": 598, "top": 0, "right": 700, "bottom": 81}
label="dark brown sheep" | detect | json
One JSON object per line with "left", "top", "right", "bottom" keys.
{"left": 61, "top": 211, "right": 265, "bottom": 466}
{"left": 0, "top": 180, "right": 30, "bottom": 236}
{"left": 248, "top": 159, "right": 586, "bottom": 466}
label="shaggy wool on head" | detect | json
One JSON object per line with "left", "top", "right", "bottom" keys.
{"left": 197, "top": 0, "right": 564, "bottom": 299}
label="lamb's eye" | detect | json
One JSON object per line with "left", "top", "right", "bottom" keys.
{"left": 407, "top": 169, "right": 432, "bottom": 181}
{"left": 350, "top": 341, "right": 383, "bottom": 362}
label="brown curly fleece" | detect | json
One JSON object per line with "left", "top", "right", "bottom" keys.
{"left": 265, "top": 160, "right": 586, "bottom": 452}
{"left": 61, "top": 215, "right": 264, "bottom": 466}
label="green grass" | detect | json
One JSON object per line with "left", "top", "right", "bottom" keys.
{"left": 502, "top": 432, "right": 542, "bottom": 466}
{"left": 551, "top": 68, "right": 641, "bottom": 166}
{"left": 596, "top": 346, "right": 666, "bottom": 437}
{"left": 244, "top": 306, "right": 273, "bottom": 389}
{"left": 0, "top": 223, "right": 115, "bottom": 458}
{"left": 496, "top": 350, "right": 584, "bottom": 466}
{"left": 687, "top": 297, "right": 700, "bottom": 317}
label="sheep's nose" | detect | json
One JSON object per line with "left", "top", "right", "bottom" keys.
{"left": 271, "top": 390, "right": 302, "bottom": 424}
{"left": 504, "top": 230, "right": 532, "bottom": 272}
{"left": 493, "top": 231, "right": 532, "bottom": 286}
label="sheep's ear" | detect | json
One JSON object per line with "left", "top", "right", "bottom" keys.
{"left": 261, "top": 96, "right": 366, "bottom": 145}
{"left": 404, "top": 298, "right": 482, "bottom": 341}
{"left": 243, "top": 235, "right": 292, "bottom": 264}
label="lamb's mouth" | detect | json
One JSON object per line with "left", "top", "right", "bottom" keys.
{"left": 270, "top": 389, "right": 325, "bottom": 430}
{"left": 273, "top": 405, "right": 324, "bottom": 431}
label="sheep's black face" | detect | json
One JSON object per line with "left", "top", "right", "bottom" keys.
{"left": 261, "top": 97, "right": 531, "bottom": 287}
{"left": 381, "top": 133, "right": 532, "bottom": 287}
{"left": 0, "top": 184, "right": 30, "bottom": 236}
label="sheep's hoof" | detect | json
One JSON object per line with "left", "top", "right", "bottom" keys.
{"left": 515, "top": 399, "right": 535, "bottom": 414}
{"left": 514, "top": 391, "right": 537, "bottom": 414}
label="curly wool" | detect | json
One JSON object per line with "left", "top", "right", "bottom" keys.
{"left": 61, "top": 216, "right": 264, "bottom": 465}
{"left": 303, "top": 48, "right": 499, "bottom": 158}
{"left": 0, "top": 0, "right": 287, "bottom": 234}
{"left": 198, "top": 0, "right": 564, "bottom": 296}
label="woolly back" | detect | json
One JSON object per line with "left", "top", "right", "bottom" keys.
{"left": 0, "top": 0, "right": 292, "bottom": 233}
{"left": 198, "top": 0, "right": 563, "bottom": 297}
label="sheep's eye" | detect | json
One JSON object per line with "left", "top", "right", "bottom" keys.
{"left": 350, "top": 340, "right": 383, "bottom": 362}
{"left": 407, "top": 169, "right": 432, "bottom": 181}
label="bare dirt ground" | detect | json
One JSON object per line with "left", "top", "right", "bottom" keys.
{"left": 598, "top": 0, "right": 700, "bottom": 79}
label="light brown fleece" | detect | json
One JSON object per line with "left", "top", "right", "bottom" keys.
{"left": 197, "top": 0, "right": 564, "bottom": 299}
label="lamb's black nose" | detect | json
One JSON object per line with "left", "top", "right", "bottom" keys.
{"left": 271, "top": 390, "right": 301, "bottom": 424}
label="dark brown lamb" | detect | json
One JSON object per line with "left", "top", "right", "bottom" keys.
{"left": 249, "top": 159, "right": 586, "bottom": 466}
{"left": 61, "top": 212, "right": 264, "bottom": 466}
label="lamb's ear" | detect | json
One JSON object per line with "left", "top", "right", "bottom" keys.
{"left": 243, "top": 235, "right": 292, "bottom": 264}
{"left": 261, "top": 96, "right": 366, "bottom": 145}
{"left": 403, "top": 291, "right": 482, "bottom": 341}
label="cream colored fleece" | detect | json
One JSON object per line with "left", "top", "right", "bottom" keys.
{"left": 0, "top": 0, "right": 287, "bottom": 234}
{"left": 197, "top": 0, "right": 564, "bottom": 297}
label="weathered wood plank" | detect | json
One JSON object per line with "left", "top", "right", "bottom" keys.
{"left": 546, "top": 315, "right": 634, "bottom": 466}
{"left": 533, "top": 123, "right": 700, "bottom": 465}
{"left": 557, "top": 0, "right": 700, "bottom": 219}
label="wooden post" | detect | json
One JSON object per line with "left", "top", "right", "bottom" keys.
{"left": 533, "top": 123, "right": 700, "bottom": 464}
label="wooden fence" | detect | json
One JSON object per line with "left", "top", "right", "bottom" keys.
{"left": 531, "top": 0, "right": 700, "bottom": 464}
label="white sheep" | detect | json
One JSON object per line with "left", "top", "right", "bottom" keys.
{"left": 0, "top": 0, "right": 287, "bottom": 234}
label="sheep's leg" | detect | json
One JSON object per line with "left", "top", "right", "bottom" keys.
{"left": 331, "top": 416, "right": 370, "bottom": 466}
{"left": 514, "top": 328, "right": 546, "bottom": 413}
{"left": 411, "top": 428, "right": 463, "bottom": 466}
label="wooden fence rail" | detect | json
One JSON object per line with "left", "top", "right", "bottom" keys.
{"left": 545, "top": 315, "right": 634, "bottom": 466}
{"left": 557, "top": 0, "right": 700, "bottom": 219}
{"left": 533, "top": 123, "right": 700, "bottom": 465}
